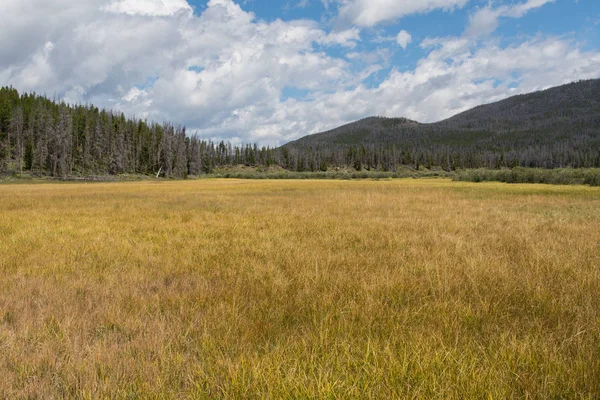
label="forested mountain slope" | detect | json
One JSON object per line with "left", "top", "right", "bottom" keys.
{"left": 283, "top": 79, "right": 600, "bottom": 171}
{"left": 438, "top": 79, "right": 600, "bottom": 131}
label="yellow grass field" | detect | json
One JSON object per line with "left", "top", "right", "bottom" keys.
{"left": 1, "top": 179, "right": 599, "bottom": 398}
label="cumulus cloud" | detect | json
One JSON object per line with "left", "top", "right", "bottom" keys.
{"left": 320, "top": 28, "right": 361, "bottom": 48}
{"left": 284, "top": 36, "right": 600, "bottom": 131}
{"left": 103, "top": 0, "right": 192, "bottom": 16}
{"left": 380, "top": 35, "right": 600, "bottom": 121}
{"left": 466, "top": 0, "right": 555, "bottom": 37}
{"left": 396, "top": 30, "right": 412, "bottom": 49}
{"left": 335, "top": 0, "right": 469, "bottom": 27}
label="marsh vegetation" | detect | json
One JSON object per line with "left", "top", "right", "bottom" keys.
{"left": 1, "top": 179, "right": 599, "bottom": 398}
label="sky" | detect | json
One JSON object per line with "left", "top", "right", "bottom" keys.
{"left": 1, "top": 0, "right": 599, "bottom": 145}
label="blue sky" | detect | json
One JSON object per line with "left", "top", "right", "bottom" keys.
{"left": 1, "top": 0, "right": 599, "bottom": 145}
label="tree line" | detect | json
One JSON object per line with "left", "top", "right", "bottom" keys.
{"left": 0, "top": 87, "right": 280, "bottom": 178}
{"left": 1, "top": 86, "right": 598, "bottom": 178}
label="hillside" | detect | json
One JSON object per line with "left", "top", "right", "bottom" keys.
{"left": 286, "top": 117, "right": 423, "bottom": 146}
{"left": 283, "top": 79, "right": 600, "bottom": 170}
{"left": 438, "top": 79, "right": 600, "bottom": 131}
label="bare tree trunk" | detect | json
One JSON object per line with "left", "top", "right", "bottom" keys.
{"left": 11, "top": 106, "right": 24, "bottom": 175}
{"left": 19, "top": 141, "right": 23, "bottom": 177}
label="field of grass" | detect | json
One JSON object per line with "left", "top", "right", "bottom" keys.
{"left": 1, "top": 179, "right": 599, "bottom": 398}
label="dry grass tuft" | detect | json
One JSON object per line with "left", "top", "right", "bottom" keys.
{"left": 1, "top": 179, "right": 599, "bottom": 398}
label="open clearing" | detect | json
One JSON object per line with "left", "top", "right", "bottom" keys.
{"left": 1, "top": 179, "right": 599, "bottom": 398}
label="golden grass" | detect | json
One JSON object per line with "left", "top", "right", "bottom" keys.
{"left": 1, "top": 179, "right": 599, "bottom": 398}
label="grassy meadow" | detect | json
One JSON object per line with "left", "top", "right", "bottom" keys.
{"left": 0, "top": 179, "right": 599, "bottom": 398}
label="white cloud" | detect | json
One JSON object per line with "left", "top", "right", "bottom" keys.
{"left": 334, "top": 36, "right": 600, "bottom": 124}
{"left": 335, "top": 0, "right": 469, "bottom": 27}
{"left": 320, "top": 28, "right": 361, "bottom": 48}
{"left": 103, "top": 0, "right": 192, "bottom": 16}
{"left": 396, "top": 30, "right": 412, "bottom": 49}
{"left": 122, "top": 87, "right": 145, "bottom": 102}
{"left": 346, "top": 48, "right": 392, "bottom": 65}
{"left": 0, "top": 0, "right": 103, "bottom": 70}
{"left": 466, "top": 0, "right": 555, "bottom": 37}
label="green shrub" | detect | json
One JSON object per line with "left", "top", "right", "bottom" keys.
{"left": 454, "top": 168, "right": 600, "bottom": 187}
{"left": 584, "top": 170, "right": 600, "bottom": 186}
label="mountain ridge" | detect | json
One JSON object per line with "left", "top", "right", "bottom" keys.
{"left": 285, "top": 79, "right": 600, "bottom": 148}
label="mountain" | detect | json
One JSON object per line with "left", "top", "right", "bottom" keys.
{"left": 282, "top": 79, "right": 600, "bottom": 170}
{"left": 438, "top": 79, "right": 600, "bottom": 131}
